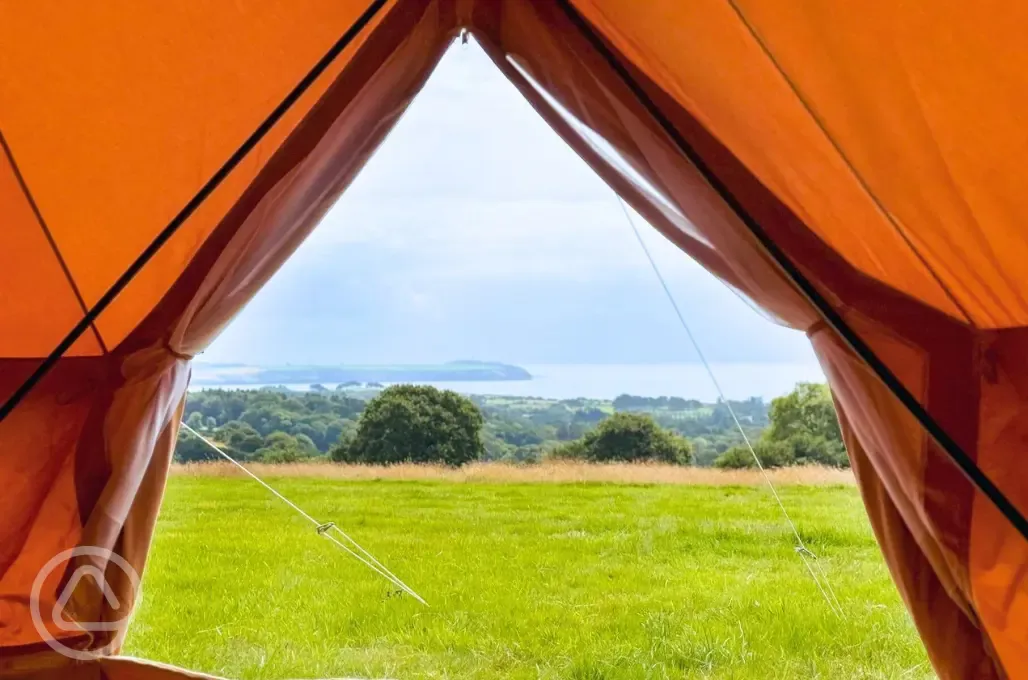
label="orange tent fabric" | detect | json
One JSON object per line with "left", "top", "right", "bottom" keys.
{"left": 2, "top": 1, "right": 1026, "bottom": 677}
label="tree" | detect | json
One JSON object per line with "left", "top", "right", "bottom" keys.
{"left": 328, "top": 420, "right": 359, "bottom": 462}
{"left": 766, "top": 383, "right": 847, "bottom": 468}
{"left": 691, "top": 437, "right": 719, "bottom": 467}
{"left": 788, "top": 431, "right": 847, "bottom": 467}
{"left": 176, "top": 387, "right": 781, "bottom": 467}
{"left": 294, "top": 433, "right": 318, "bottom": 455}
{"left": 612, "top": 394, "right": 648, "bottom": 411}
{"left": 555, "top": 420, "right": 590, "bottom": 441}
{"left": 340, "top": 385, "right": 484, "bottom": 466}
{"left": 480, "top": 432, "right": 517, "bottom": 462}
{"left": 185, "top": 411, "right": 207, "bottom": 430}
{"left": 573, "top": 408, "right": 607, "bottom": 424}
{"left": 487, "top": 417, "right": 545, "bottom": 447}
{"left": 767, "top": 383, "right": 841, "bottom": 443}
{"left": 215, "top": 421, "right": 264, "bottom": 458}
{"left": 174, "top": 430, "right": 214, "bottom": 463}
{"left": 713, "top": 384, "right": 848, "bottom": 469}
{"left": 714, "top": 439, "right": 793, "bottom": 469}
{"left": 256, "top": 432, "right": 309, "bottom": 463}
{"left": 547, "top": 438, "right": 588, "bottom": 461}
{"left": 710, "top": 401, "right": 734, "bottom": 429}
{"left": 292, "top": 421, "right": 326, "bottom": 450}
{"left": 578, "top": 412, "right": 692, "bottom": 464}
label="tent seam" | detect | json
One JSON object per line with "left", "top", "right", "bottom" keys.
{"left": 0, "top": 128, "right": 109, "bottom": 354}
{"left": 0, "top": 0, "right": 390, "bottom": 424}
{"left": 554, "top": 0, "right": 1028, "bottom": 551}
{"left": 717, "top": 0, "right": 976, "bottom": 328}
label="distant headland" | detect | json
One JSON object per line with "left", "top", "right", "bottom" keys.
{"left": 191, "top": 360, "right": 532, "bottom": 386}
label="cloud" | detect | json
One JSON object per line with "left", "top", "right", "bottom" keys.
{"left": 204, "top": 39, "right": 817, "bottom": 370}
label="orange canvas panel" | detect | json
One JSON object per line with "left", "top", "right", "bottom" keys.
{"left": 567, "top": 0, "right": 969, "bottom": 325}
{"left": 813, "top": 325, "right": 1014, "bottom": 677}
{"left": 0, "top": 351, "right": 189, "bottom": 657}
{"left": 4, "top": 0, "right": 1028, "bottom": 678}
{"left": 812, "top": 314, "right": 976, "bottom": 596}
{"left": 822, "top": 359, "right": 1001, "bottom": 678}
{"left": 91, "top": 2, "right": 399, "bottom": 350}
{"left": 0, "top": 359, "right": 110, "bottom": 650}
{"left": 1, "top": 0, "right": 450, "bottom": 672}
{"left": 0, "top": 154, "right": 102, "bottom": 356}
{"left": 729, "top": 0, "right": 1028, "bottom": 330}
{"left": 970, "top": 328, "right": 1028, "bottom": 674}
{"left": 0, "top": 0, "right": 390, "bottom": 351}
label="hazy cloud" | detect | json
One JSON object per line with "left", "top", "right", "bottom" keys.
{"left": 203, "top": 40, "right": 818, "bottom": 369}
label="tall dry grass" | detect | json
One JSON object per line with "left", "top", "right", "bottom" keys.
{"left": 170, "top": 460, "right": 853, "bottom": 486}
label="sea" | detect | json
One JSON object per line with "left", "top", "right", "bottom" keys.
{"left": 190, "top": 362, "right": 826, "bottom": 401}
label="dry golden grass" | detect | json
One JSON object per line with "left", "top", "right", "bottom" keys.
{"left": 170, "top": 460, "right": 854, "bottom": 485}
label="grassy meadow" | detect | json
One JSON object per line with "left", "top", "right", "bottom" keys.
{"left": 125, "top": 465, "right": 931, "bottom": 679}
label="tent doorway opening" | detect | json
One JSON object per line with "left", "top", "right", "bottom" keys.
{"left": 136, "top": 38, "right": 923, "bottom": 679}
{"left": 7, "top": 2, "right": 1024, "bottom": 677}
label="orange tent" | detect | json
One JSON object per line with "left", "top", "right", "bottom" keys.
{"left": 2, "top": 1, "right": 1026, "bottom": 677}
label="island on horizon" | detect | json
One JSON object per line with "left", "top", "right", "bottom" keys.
{"left": 191, "top": 360, "right": 532, "bottom": 387}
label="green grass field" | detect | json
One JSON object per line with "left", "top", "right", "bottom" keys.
{"left": 125, "top": 476, "right": 931, "bottom": 679}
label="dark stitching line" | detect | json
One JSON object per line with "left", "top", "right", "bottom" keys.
{"left": 0, "top": 128, "right": 108, "bottom": 352}
{"left": 0, "top": 0, "right": 388, "bottom": 422}
{"left": 556, "top": 0, "right": 1028, "bottom": 544}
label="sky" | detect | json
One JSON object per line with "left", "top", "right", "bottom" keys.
{"left": 202, "top": 39, "right": 818, "bottom": 368}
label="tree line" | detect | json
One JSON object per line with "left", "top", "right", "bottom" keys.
{"left": 176, "top": 382, "right": 847, "bottom": 469}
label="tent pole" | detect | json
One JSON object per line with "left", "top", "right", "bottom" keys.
{"left": 0, "top": 0, "right": 389, "bottom": 424}
{"left": 555, "top": 0, "right": 1028, "bottom": 543}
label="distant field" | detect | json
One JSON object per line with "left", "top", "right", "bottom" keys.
{"left": 171, "top": 461, "right": 856, "bottom": 486}
{"left": 126, "top": 475, "right": 930, "bottom": 679}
